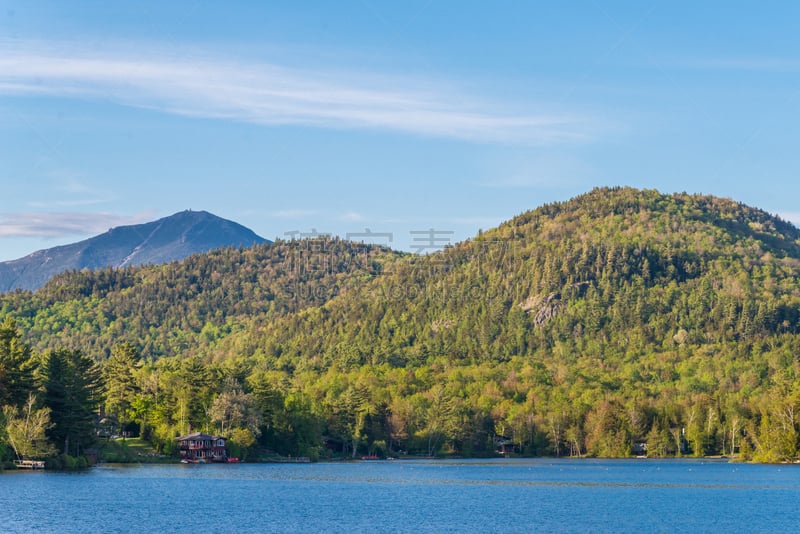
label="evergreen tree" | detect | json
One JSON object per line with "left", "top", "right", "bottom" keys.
{"left": 43, "top": 349, "right": 103, "bottom": 456}
{"left": 0, "top": 317, "right": 35, "bottom": 409}
{"left": 103, "top": 342, "right": 142, "bottom": 437}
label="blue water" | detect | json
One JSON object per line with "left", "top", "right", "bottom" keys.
{"left": 2, "top": 458, "right": 799, "bottom": 533}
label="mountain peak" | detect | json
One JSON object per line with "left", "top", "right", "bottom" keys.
{"left": 498, "top": 186, "right": 800, "bottom": 258}
{"left": 0, "top": 211, "right": 269, "bottom": 292}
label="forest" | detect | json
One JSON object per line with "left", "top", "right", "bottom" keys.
{"left": 4, "top": 187, "right": 800, "bottom": 466}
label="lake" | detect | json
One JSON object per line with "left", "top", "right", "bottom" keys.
{"left": 2, "top": 458, "right": 800, "bottom": 533}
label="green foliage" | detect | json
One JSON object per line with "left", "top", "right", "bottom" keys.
{"left": 43, "top": 349, "right": 102, "bottom": 456}
{"left": 4, "top": 188, "right": 800, "bottom": 461}
{"left": 3, "top": 393, "right": 56, "bottom": 460}
{"left": 227, "top": 427, "right": 257, "bottom": 461}
{"left": 46, "top": 453, "right": 89, "bottom": 470}
{"left": 0, "top": 317, "right": 35, "bottom": 409}
{"left": 3, "top": 240, "right": 401, "bottom": 361}
{"left": 103, "top": 342, "right": 142, "bottom": 435}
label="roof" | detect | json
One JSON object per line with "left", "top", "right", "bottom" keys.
{"left": 176, "top": 432, "right": 226, "bottom": 442}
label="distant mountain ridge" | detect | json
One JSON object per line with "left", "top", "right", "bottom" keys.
{"left": 0, "top": 210, "right": 268, "bottom": 292}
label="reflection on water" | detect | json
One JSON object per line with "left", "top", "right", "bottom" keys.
{"left": 3, "top": 459, "right": 800, "bottom": 533}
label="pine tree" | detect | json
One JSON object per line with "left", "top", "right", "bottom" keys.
{"left": 0, "top": 317, "right": 35, "bottom": 409}
{"left": 43, "top": 349, "right": 103, "bottom": 456}
{"left": 103, "top": 342, "right": 142, "bottom": 437}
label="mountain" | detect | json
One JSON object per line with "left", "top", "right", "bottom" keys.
{"left": 250, "top": 186, "right": 800, "bottom": 365}
{"left": 0, "top": 210, "right": 269, "bottom": 292}
{"left": 5, "top": 187, "right": 800, "bottom": 462}
{"left": 6, "top": 186, "right": 800, "bottom": 370}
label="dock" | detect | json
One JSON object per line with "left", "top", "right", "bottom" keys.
{"left": 14, "top": 460, "right": 46, "bottom": 470}
{"left": 265, "top": 456, "right": 311, "bottom": 463}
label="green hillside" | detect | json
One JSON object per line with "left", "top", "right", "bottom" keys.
{"left": 254, "top": 187, "right": 800, "bottom": 368}
{"left": 4, "top": 187, "right": 800, "bottom": 464}
{"left": 1, "top": 239, "right": 401, "bottom": 359}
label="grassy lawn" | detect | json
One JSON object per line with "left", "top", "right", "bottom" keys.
{"left": 99, "top": 438, "right": 175, "bottom": 463}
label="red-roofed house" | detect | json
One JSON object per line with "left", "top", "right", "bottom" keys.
{"left": 177, "top": 432, "right": 227, "bottom": 463}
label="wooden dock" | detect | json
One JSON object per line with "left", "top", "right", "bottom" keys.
{"left": 265, "top": 456, "right": 311, "bottom": 463}
{"left": 14, "top": 460, "right": 45, "bottom": 470}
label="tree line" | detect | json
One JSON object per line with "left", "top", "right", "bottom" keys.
{"left": 4, "top": 187, "right": 800, "bottom": 464}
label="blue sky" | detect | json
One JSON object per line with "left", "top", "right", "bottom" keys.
{"left": 1, "top": 1, "right": 799, "bottom": 261}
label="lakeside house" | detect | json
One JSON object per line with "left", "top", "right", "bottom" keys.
{"left": 494, "top": 435, "right": 519, "bottom": 455}
{"left": 177, "top": 432, "right": 227, "bottom": 462}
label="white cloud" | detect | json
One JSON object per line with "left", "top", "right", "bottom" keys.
{"left": 340, "top": 211, "right": 365, "bottom": 222}
{"left": 0, "top": 40, "right": 593, "bottom": 145}
{"left": 674, "top": 57, "right": 800, "bottom": 73}
{"left": 269, "top": 209, "right": 317, "bottom": 219}
{"left": 481, "top": 175, "right": 563, "bottom": 189}
{"left": 27, "top": 196, "right": 116, "bottom": 208}
{"left": 479, "top": 155, "right": 594, "bottom": 189}
{"left": 0, "top": 211, "right": 157, "bottom": 238}
{"left": 22, "top": 171, "right": 118, "bottom": 208}
{"left": 448, "top": 216, "right": 504, "bottom": 228}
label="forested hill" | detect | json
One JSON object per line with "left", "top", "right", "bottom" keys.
{"left": 5, "top": 187, "right": 800, "bottom": 462}
{"left": 0, "top": 240, "right": 403, "bottom": 359}
{"left": 9, "top": 187, "right": 800, "bottom": 363}
{"left": 250, "top": 186, "right": 800, "bottom": 368}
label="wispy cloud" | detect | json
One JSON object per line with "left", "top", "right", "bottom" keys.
{"left": 24, "top": 171, "right": 117, "bottom": 208}
{"left": 340, "top": 211, "right": 365, "bottom": 222}
{"left": 26, "top": 198, "right": 114, "bottom": 209}
{"left": 0, "top": 40, "right": 593, "bottom": 145}
{"left": 269, "top": 209, "right": 318, "bottom": 219}
{"left": 666, "top": 56, "right": 800, "bottom": 73}
{"left": 448, "top": 216, "right": 504, "bottom": 228}
{"left": 479, "top": 155, "right": 594, "bottom": 189}
{"left": 0, "top": 211, "right": 156, "bottom": 238}
{"left": 481, "top": 175, "right": 566, "bottom": 189}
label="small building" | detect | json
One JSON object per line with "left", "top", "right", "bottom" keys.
{"left": 177, "top": 432, "right": 227, "bottom": 462}
{"left": 494, "top": 435, "right": 519, "bottom": 455}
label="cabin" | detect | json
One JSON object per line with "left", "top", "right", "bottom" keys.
{"left": 177, "top": 432, "right": 227, "bottom": 462}
{"left": 494, "top": 436, "right": 519, "bottom": 455}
